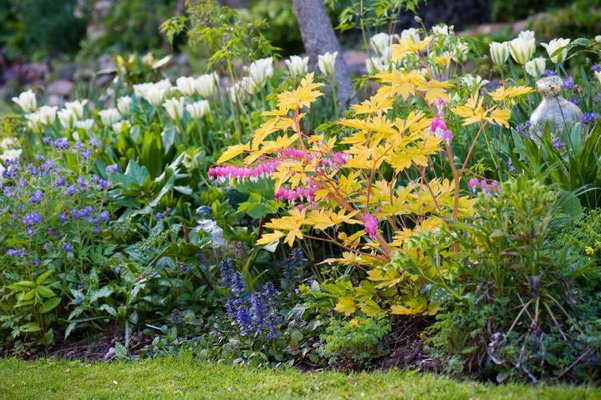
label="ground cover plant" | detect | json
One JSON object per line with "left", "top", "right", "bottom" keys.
{"left": 1, "top": 0, "right": 601, "bottom": 391}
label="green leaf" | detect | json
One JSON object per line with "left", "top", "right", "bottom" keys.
{"left": 39, "top": 297, "right": 61, "bottom": 314}
{"left": 90, "top": 286, "right": 114, "bottom": 303}
{"left": 36, "top": 286, "right": 56, "bottom": 299}
{"left": 35, "top": 269, "right": 54, "bottom": 285}
{"left": 20, "top": 322, "right": 42, "bottom": 333}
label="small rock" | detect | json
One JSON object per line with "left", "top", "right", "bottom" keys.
{"left": 47, "top": 79, "right": 75, "bottom": 97}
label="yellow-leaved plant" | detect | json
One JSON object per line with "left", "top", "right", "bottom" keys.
{"left": 210, "top": 41, "right": 532, "bottom": 316}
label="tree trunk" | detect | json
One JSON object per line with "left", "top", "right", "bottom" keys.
{"left": 292, "top": 0, "right": 353, "bottom": 105}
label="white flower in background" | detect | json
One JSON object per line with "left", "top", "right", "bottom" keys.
{"left": 509, "top": 36, "right": 536, "bottom": 65}
{"left": 74, "top": 119, "right": 95, "bottom": 130}
{"left": 186, "top": 100, "right": 211, "bottom": 119}
{"left": 366, "top": 57, "right": 387, "bottom": 74}
{"left": 195, "top": 73, "right": 219, "bottom": 98}
{"left": 99, "top": 108, "right": 121, "bottom": 126}
{"left": 133, "top": 80, "right": 171, "bottom": 106}
{"left": 489, "top": 41, "right": 509, "bottom": 66}
{"left": 318, "top": 51, "right": 337, "bottom": 77}
{"left": 38, "top": 106, "right": 58, "bottom": 125}
{"left": 400, "top": 28, "right": 420, "bottom": 44}
{"left": 285, "top": 55, "right": 309, "bottom": 77}
{"left": 596, "top": 35, "right": 601, "bottom": 43}
{"left": 248, "top": 57, "right": 274, "bottom": 90}
{"left": 117, "top": 96, "right": 132, "bottom": 116}
{"left": 0, "top": 148, "right": 22, "bottom": 162}
{"left": 518, "top": 30, "right": 535, "bottom": 41}
{"left": 0, "top": 137, "right": 17, "bottom": 149}
{"left": 112, "top": 120, "right": 130, "bottom": 134}
{"left": 525, "top": 57, "right": 546, "bottom": 77}
{"left": 176, "top": 76, "right": 197, "bottom": 97}
{"left": 11, "top": 90, "right": 37, "bottom": 112}
{"left": 64, "top": 100, "right": 88, "bottom": 119}
{"left": 432, "top": 24, "right": 451, "bottom": 36}
{"left": 58, "top": 108, "right": 78, "bottom": 129}
{"left": 163, "top": 97, "right": 185, "bottom": 120}
{"left": 229, "top": 77, "right": 255, "bottom": 102}
{"left": 461, "top": 74, "right": 489, "bottom": 92}
{"left": 0, "top": 162, "right": 4, "bottom": 177}
{"left": 541, "top": 38, "right": 570, "bottom": 64}
{"left": 370, "top": 33, "right": 391, "bottom": 56}
{"left": 595, "top": 71, "right": 601, "bottom": 84}
{"left": 452, "top": 40, "right": 470, "bottom": 62}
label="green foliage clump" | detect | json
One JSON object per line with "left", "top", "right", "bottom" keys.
{"left": 528, "top": 0, "right": 601, "bottom": 41}
{"left": 320, "top": 316, "right": 390, "bottom": 369}
{"left": 422, "top": 177, "right": 600, "bottom": 383}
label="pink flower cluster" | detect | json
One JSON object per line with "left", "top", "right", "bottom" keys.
{"left": 208, "top": 160, "right": 280, "bottom": 183}
{"left": 363, "top": 213, "right": 378, "bottom": 239}
{"left": 274, "top": 183, "right": 318, "bottom": 204}
{"left": 277, "top": 148, "right": 312, "bottom": 161}
{"left": 468, "top": 178, "right": 500, "bottom": 194}
{"left": 431, "top": 99, "right": 453, "bottom": 142}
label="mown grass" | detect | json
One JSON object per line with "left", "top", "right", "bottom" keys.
{"left": 0, "top": 356, "right": 599, "bottom": 399}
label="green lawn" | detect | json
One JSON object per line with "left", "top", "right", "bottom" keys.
{"left": 0, "top": 356, "right": 599, "bottom": 399}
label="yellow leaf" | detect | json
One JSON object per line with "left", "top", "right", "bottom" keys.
{"left": 390, "top": 304, "right": 422, "bottom": 315}
{"left": 256, "top": 231, "right": 285, "bottom": 245}
{"left": 391, "top": 36, "right": 433, "bottom": 62}
{"left": 334, "top": 297, "right": 356, "bottom": 316}
{"left": 217, "top": 143, "right": 250, "bottom": 164}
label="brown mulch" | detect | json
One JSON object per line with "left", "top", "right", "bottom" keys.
{"left": 375, "top": 316, "right": 439, "bottom": 372}
{"left": 7, "top": 329, "right": 152, "bottom": 361}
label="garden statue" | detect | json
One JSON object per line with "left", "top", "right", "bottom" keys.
{"left": 529, "top": 76, "right": 583, "bottom": 131}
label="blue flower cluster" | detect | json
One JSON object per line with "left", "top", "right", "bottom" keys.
{"left": 220, "top": 259, "right": 281, "bottom": 340}
{"left": 0, "top": 139, "right": 113, "bottom": 260}
{"left": 283, "top": 247, "right": 305, "bottom": 280}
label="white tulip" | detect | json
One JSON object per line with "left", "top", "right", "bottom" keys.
{"left": 509, "top": 37, "right": 535, "bottom": 65}
{"left": 517, "top": 30, "right": 535, "bottom": 41}
{"left": 541, "top": 38, "right": 570, "bottom": 64}
{"left": 74, "top": 119, "right": 96, "bottom": 130}
{"left": 596, "top": 35, "right": 601, "bottom": 43}
{"left": 318, "top": 51, "right": 337, "bottom": 77}
{"left": 186, "top": 100, "right": 210, "bottom": 119}
{"left": 248, "top": 57, "right": 274, "bottom": 90}
{"left": 365, "top": 57, "right": 387, "bottom": 74}
{"left": 117, "top": 96, "right": 132, "bottom": 116}
{"left": 595, "top": 71, "right": 601, "bottom": 84}
{"left": 99, "top": 108, "right": 121, "bottom": 126}
{"left": 195, "top": 73, "right": 219, "bottom": 98}
{"left": 400, "top": 28, "right": 420, "bottom": 44}
{"left": 0, "top": 148, "right": 22, "bottom": 162}
{"left": 58, "top": 108, "right": 78, "bottom": 129}
{"left": 176, "top": 76, "right": 197, "bottom": 96}
{"left": 29, "top": 106, "right": 58, "bottom": 126}
{"left": 285, "top": 55, "right": 309, "bottom": 77}
{"left": 64, "top": 100, "right": 88, "bottom": 119}
{"left": 432, "top": 24, "right": 451, "bottom": 36}
{"left": 163, "top": 97, "right": 185, "bottom": 120}
{"left": 370, "top": 33, "right": 391, "bottom": 56}
{"left": 525, "top": 57, "right": 546, "bottom": 77}
{"left": 229, "top": 77, "right": 255, "bottom": 102}
{"left": 112, "top": 121, "right": 130, "bottom": 134}
{"left": 133, "top": 80, "right": 171, "bottom": 106}
{"left": 11, "top": 90, "right": 37, "bottom": 112}
{"left": 489, "top": 42, "right": 509, "bottom": 66}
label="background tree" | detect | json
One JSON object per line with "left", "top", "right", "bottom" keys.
{"left": 291, "top": 0, "right": 353, "bottom": 105}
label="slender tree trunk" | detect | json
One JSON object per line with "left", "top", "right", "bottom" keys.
{"left": 292, "top": 0, "right": 353, "bottom": 105}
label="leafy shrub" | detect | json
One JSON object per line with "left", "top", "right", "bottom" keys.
{"left": 418, "top": 177, "right": 600, "bottom": 382}
{"left": 320, "top": 316, "right": 390, "bottom": 369}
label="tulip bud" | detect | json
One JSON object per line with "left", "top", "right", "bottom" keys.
{"left": 318, "top": 52, "right": 337, "bottom": 78}
{"left": 11, "top": 90, "right": 37, "bottom": 112}
{"left": 541, "top": 38, "right": 570, "bottom": 64}
{"left": 489, "top": 42, "right": 509, "bottom": 66}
